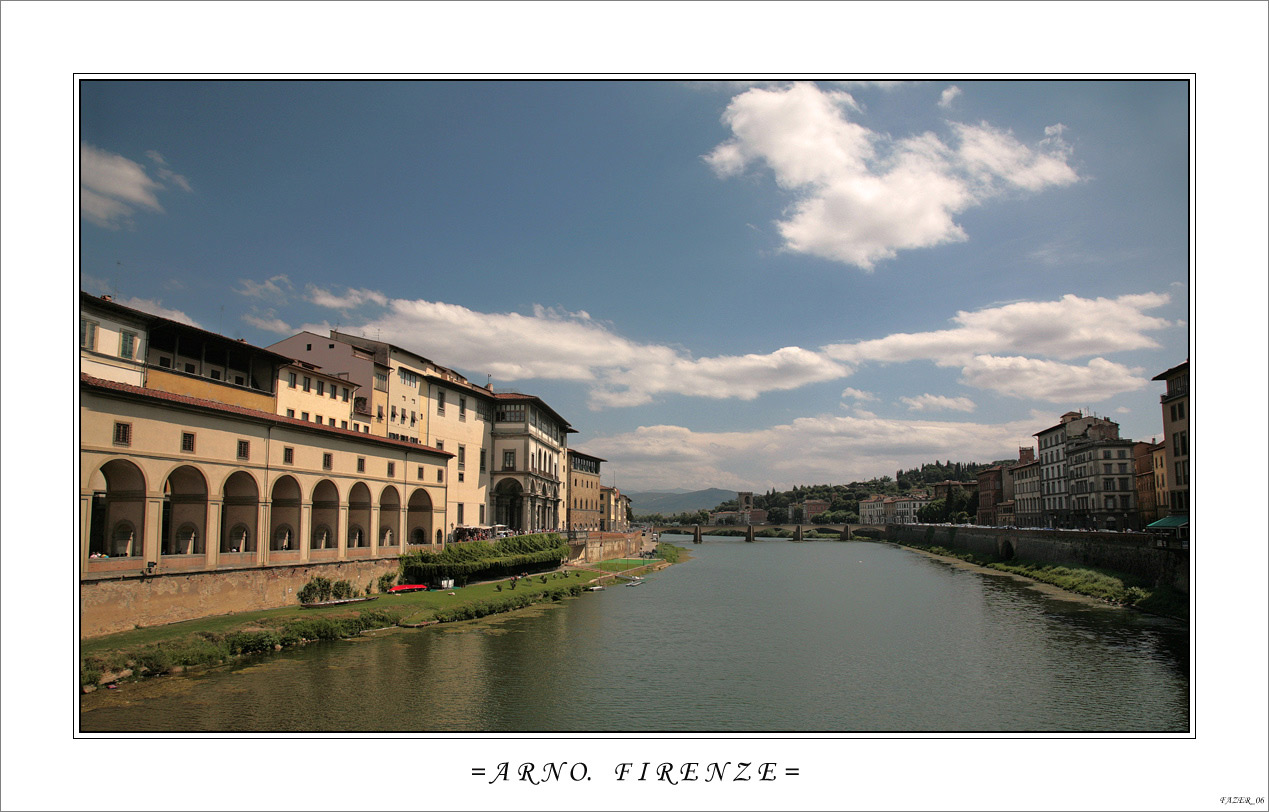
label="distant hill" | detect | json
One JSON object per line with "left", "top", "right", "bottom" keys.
{"left": 626, "top": 488, "right": 736, "bottom": 516}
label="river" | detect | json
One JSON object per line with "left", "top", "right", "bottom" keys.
{"left": 78, "top": 536, "right": 1190, "bottom": 733}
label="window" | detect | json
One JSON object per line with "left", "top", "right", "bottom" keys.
{"left": 316, "top": 381, "right": 325, "bottom": 396}
{"left": 457, "top": 445, "right": 466, "bottom": 470}
{"left": 159, "top": 356, "right": 172, "bottom": 368}
{"left": 302, "top": 376, "right": 312, "bottom": 392}
{"left": 181, "top": 432, "right": 196, "bottom": 453}
{"left": 329, "top": 385, "right": 336, "bottom": 400}
{"left": 410, "top": 410, "right": 416, "bottom": 427}
{"left": 503, "top": 450, "right": 516, "bottom": 470}
{"left": 185, "top": 362, "right": 196, "bottom": 374}
{"left": 391, "top": 405, "right": 398, "bottom": 420}
{"left": 457, "top": 504, "right": 464, "bottom": 524}
{"left": 357, "top": 457, "right": 365, "bottom": 473}
{"left": 436, "top": 440, "right": 444, "bottom": 451}
{"left": 387, "top": 462, "right": 395, "bottom": 477}
{"left": 496, "top": 404, "right": 525, "bottom": 423}
{"left": 342, "top": 387, "right": 350, "bottom": 402}
{"left": 287, "top": 409, "right": 295, "bottom": 418}
{"left": 316, "top": 415, "right": 323, "bottom": 425}
{"left": 118, "top": 330, "right": 137, "bottom": 360}
{"left": 459, "top": 397, "right": 467, "bottom": 421}
{"left": 328, "top": 418, "right": 335, "bottom": 427}
{"left": 341, "top": 420, "right": 347, "bottom": 429}
{"left": 301, "top": 412, "right": 309, "bottom": 422}
{"left": 284, "top": 447, "right": 294, "bottom": 464}
{"left": 437, "top": 391, "right": 446, "bottom": 415}
{"left": 113, "top": 422, "right": 132, "bottom": 446}
{"left": 377, "top": 405, "right": 384, "bottom": 421}
{"left": 80, "top": 319, "right": 99, "bottom": 350}
{"left": 235, "top": 375, "right": 244, "bottom": 386}
{"left": 437, "top": 469, "right": 444, "bottom": 482}
{"left": 480, "top": 449, "right": 486, "bottom": 472}
{"left": 210, "top": 369, "right": 222, "bottom": 380}
{"left": 322, "top": 453, "right": 333, "bottom": 471}
{"left": 237, "top": 440, "right": 249, "bottom": 460}
{"left": 417, "top": 466, "right": 424, "bottom": 479}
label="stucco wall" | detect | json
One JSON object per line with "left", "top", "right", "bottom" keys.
{"left": 80, "top": 559, "right": 402, "bottom": 638}
{"left": 885, "top": 524, "right": 1189, "bottom": 593}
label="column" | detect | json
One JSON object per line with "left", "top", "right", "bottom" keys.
{"left": 206, "top": 497, "right": 223, "bottom": 568}
{"left": 299, "top": 502, "right": 312, "bottom": 562}
{"left": 337, "top": 503, "right": 349, "bottom": 560}
{"left": 257, "top": 501, "right": 270, "bottom": 565}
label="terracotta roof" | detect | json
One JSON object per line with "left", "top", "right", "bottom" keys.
{"left": 80, "top": 373, "right": 452, "bottom": 458}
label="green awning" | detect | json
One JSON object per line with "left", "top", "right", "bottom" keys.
{"left": 1147, "top": 515, "right": 1189, "bottom": 529}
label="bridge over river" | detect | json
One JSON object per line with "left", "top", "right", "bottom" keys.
{"left": 652, "top": 524, "right": 885, "bottom": 543}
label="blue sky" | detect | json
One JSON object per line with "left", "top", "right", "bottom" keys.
{"left": 77, "top": 79, "right": 1192, "bottom": 492}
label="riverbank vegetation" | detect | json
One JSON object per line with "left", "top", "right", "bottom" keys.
{"left": 81, "top": 546, "right": 681, "bottom": 690}
{"left": 904, "top": 543, "right": 1187, "bottom": 620}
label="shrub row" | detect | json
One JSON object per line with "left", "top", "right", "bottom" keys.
{"left": 399, "top": 534, "right": 569, "bottom": 585}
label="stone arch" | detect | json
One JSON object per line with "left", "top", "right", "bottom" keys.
{"left": 348, "top": 482, "right": 372, "bottom": 548}
{"left": 999, "top": 537, "right": 1016, "bottom": 561}
{"left": 494, "top": 479, "right": 524, "bottom": 532}
{"left": 269, "top": 475, "right": 302, "bottom": 550}
{"left": 311, "top": 479, "right": 339, "bottom": 549}
{"left": 162, "top": 465, "right": 207, "bottom": 556}
{"left": 221, "top": 470, "right": 259, "bottom": 553}
{"left": 379, "top": 485, "right": 401, "bottom": 550}
{"left": 407, "top": 488, "right": 433, "bottom": 547}
{"left": 90, "top": 458, "right": 147, "bottom": 558}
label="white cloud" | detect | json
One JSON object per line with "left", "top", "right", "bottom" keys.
{"left": 80, "top": 143, "right": 190, "bottom": 228}
{"left": 900, "top": 393, "right": 976, "bottom": 412}
{"left": 841, "top": 387, "right": 877, "bottom": 401}
{"left": 959, "top": 355, "right": 1147, "bottom": 402}
{"left": 308, "top": 285, "right": 390, "bottom": 310}
{"left": 705, "top": 82, "right": 1078, "bottom": 269}
{"left": 587, "top": 412, "right": 1039, "bottom": 492}
{"left": 112, "top": 296, "right": 201, "bottom": 328}
{"left": 237, "top": 275, "right": 293, "bottom": 301}
{"left": 315, "top": 290, "right": 848, "bottom": 409}
{"left": 242, "top": 313, "right": 293, "bottom": 334}
{"left": 824, "top": 292, "right": 1173, "bottom": 366}
{"left": 938, "top": 85, "right": 962, "bottom": 108}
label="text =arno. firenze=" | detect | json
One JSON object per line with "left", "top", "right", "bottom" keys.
{"left": 474, "top": 762, "right": 800, "bottom": 785}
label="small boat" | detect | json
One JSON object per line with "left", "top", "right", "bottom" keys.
{"left": 626, "top": 579, "right": 645, "bottom": 587}
{"left": 588, "top": 585, "right": 605, "bottom": 591}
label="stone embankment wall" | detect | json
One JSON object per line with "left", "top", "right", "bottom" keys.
{"left": 885, "top": 524, "right": 1189, "bottom": 593}
{"left": 567, "top": 532, "right": 644, "bottom": 565}
{"left": 81, "top": 559, "right": 402, "bottom": 638}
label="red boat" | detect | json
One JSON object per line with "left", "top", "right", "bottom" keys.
{"left": 387, "top": 584, "right": 428, "bottom": 593}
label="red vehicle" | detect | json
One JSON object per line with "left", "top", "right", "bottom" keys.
{"left": 387, "top": 584, "right": 428, "bottom": 593}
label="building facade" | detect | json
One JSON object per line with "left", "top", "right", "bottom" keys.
{"left": 566, "top": 450, "right": 604, "bottom": 532}
{"left": 1153, "top": 361, "right": 1190, "bottom": 516}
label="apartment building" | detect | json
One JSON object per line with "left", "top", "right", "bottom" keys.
{"left": 1066, "top": 435, "right": 1138, "bottom": 530}
{"left": 1035, "top": 411, "right": 1120, "bottom": 528}
{"left": 1012, "top": 456, "right": 1042, "bottom": 527}
{"left": 599, "top": 486, "right": 631, "bottom": 532}
{"left": 1135, "top": 440, "right": 1165, "bottom": 527}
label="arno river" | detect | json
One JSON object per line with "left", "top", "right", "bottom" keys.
{"left": 79, "top": 536, "right": 1189, "bottom": 733}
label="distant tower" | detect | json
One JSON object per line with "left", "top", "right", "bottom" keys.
{"left": 738, "top": 491, "right": 754, "bottom": 517}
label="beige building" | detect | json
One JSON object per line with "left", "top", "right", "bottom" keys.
{"left": 599, "top": 486, "right": 630, "bottom": 532}
{"left": 81, "top": 374, "right": 451, "bottom": 579}
{"left": 566, "top": 450, "right": 605, "bottom": 532}
{"left": 1035, "top": 411, "right": 1120, "bottom": 528}
{"left": 276, "top": 361, "right": 364, "bottom": 432}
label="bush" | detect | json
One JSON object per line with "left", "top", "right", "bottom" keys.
{"left": 378, "top": 572, "right": 397, "bottom": 593}
{"left": 133, "top": 646, "right": 174, "bottom": 675}
{"left": 226, "top": 629, "right": 281, "bottom": 655}
{"left": 332, "top": 580, "right": 354, "bottom": 600}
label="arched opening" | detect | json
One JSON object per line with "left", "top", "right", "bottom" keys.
{"left": 348, "top": 482, "right": 372, "bottom": 548}
{"left": 406, "top": 489, "right": 433, "bottom": 547}
{"left": 311, "top": 480, "right": 339, "bottom": 549}
{"left": 222, "top": 471, "right": 259, "bottom": 553}
{"left": 162, "top": 465, "right": 207, "bottom": 556}
{"left": 90, "top": 459, "right": 147, "bottom": 558}
{"left": 999, "top": 538, "right": 1016, "bottom": 561}
{"left": 269, "top": 475, "right": 302, "bottom": 551}
{"left": 379, "top": 486, "right": 401, "bottom": 552}
{"left": 494, "top": 479, "right": 524, "bottom": 532}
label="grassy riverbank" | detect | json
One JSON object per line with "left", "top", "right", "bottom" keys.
{"left": 80, "top": 552, "right": 684, "bottom": 691}
{"left": 900, "top": 542, "right": 1188, "bottom": 620}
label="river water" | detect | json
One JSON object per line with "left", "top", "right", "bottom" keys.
{"left": 78, "top": 536, "right": 1190, "bottom": 733}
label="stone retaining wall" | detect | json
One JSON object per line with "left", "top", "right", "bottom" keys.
{"left": 80, "top": 559, "right": 402, "bottom": 638}
{"left": 885, "top": 524, "right": 1189, "bottom": 593}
